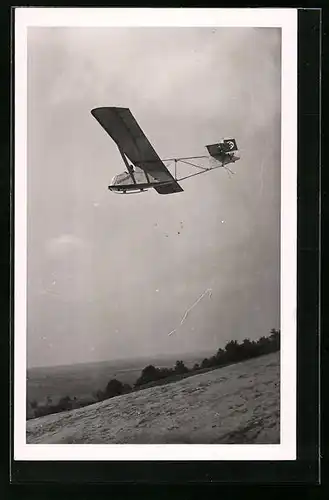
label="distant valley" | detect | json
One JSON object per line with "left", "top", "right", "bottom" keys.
{"left": 27, "top": 351, "right": 213, "bottom": 408}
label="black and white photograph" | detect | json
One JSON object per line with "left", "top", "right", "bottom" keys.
{"left": 14, "top": 8, "right": 297, "bottom": 461}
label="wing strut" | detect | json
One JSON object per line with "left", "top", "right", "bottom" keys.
{"left": 117, "top": 146, "right": 136, "bottom": 184}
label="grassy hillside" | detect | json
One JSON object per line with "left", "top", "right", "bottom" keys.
{"left": 27, "top": 332, "right": 280, "bottom": 420}
{"left": 27, "top": 352, "right": 280, "bottom": 445}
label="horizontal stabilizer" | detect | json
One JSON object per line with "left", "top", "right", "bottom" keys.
{"left": 206, "top": 138, "right": 238, "bottom": 157}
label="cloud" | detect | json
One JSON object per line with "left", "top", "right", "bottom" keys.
{"left": 45, "top": 234, "right": 87, "bottom": 257}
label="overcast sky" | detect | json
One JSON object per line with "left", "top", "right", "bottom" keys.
{"left": 27, "top": 27, "right": 281, "bottom": 368}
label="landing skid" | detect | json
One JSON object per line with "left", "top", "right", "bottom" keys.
{"left": 108, "top": 180, "right": 174, "bottom": 194}
{"left": 111, "top": 187, "right": 149, "bottom": 194}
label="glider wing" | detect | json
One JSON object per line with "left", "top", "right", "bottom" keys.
{"left": 91, "top": 107, "right": 183, "bottom": 194}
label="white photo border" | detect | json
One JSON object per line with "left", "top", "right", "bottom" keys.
{"left": 14, "top": 7, "right": 297, "bottom": 461}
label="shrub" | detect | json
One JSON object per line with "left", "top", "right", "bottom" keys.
{"left": 224, "top": 340, "right": 245, "bottom": 362}
{"left": 122, "top": 383, "right": 132, "bottom": 393}
{"left": 96, "top": 389, "right": 105, "bottom": 401}
{"left": 135, "top": 364, "right": 159, "bottom": 386}
{"left": 57, "top": 395, "right": 72, "bottom": 412}
{"left": 104, "top": 379, "right": 124, "bottom": 399}
{"left": 201, "top": 358, "right": 209, "bottom": 369}
{"left": 174, "top": 360, "right": 189, "bottom": 375}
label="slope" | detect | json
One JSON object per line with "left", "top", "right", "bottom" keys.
{"left": 26, "top": 351, "right": 280, "bottom": 444}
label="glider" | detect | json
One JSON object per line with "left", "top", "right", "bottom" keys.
{"left": 91, "top": 107, "right": 240, "bottom": 194}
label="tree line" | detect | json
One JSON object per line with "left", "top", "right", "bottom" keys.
{"left": 129, "top": 328, "right": 279, "bottom": 390}
{"left": 27, "top": 329, "right": 279, "bottom": 419}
